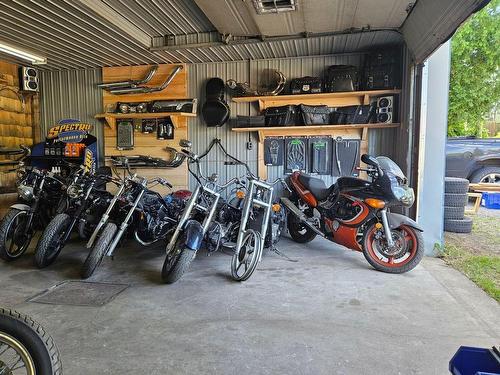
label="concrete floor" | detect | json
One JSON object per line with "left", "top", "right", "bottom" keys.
{"left": 0, "top": 236, "right": 498, "bottom": 375}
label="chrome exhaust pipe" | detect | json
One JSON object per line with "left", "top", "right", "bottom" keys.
{"left": 280, "top": 197, "right": 325, "bottom": 237}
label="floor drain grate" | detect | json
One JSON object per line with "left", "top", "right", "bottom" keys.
{"left": 27, "top": 281, "right": 129, "bottom": 307}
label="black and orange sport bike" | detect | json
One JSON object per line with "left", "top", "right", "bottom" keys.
{"left": 281, "top": 154, "right": 424, "bottom": 274}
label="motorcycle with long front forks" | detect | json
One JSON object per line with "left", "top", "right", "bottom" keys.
{"left": 161, "top": 139, "right": 288, "bottom": 284}
{"left": 282, "top": 154, "right": 424, "bottom": 273}
{"left": 81, "top": 172, "right": 188, "bottom": 279}
{"left": 33, "top": 167, "right": 114, "bottom": 268}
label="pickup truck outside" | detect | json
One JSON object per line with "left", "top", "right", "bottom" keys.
{"left": 446, "top": 137, "right": 500, "bottom": 183}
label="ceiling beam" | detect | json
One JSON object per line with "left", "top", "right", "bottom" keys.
{"left": 75, "top": 0, "right": 151, "bottom": 47}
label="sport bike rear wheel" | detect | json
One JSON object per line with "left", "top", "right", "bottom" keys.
{"left": 363, "top": 224, "right": 424, "bottom": 274}
{"left": 287, "top": 213, "right": 316, "bottom": 244}
{"left": 231, "top": 229, "right": 262, "bottom": 281}
{"left": 81, "top": 222, "right": 117, "bottom": 279}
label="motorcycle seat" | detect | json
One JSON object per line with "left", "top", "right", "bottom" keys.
{"left": 298, "top": 174, "right": 335, "bottom": 201}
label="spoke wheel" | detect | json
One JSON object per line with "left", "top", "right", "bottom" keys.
{"left": 0, "top": 332, "right": 36, "bottom": 375}
{"left": 231, "top": 230, "right": 262, "bottom": 281}
{"left": 363, "top": 224, "right": 424, "bottom": 274}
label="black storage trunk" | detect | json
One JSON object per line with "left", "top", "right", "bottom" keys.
{"left": 363, "top": 48, "right": 402, "bottom": 90}
{"left": 300, "top": 105, "right": 331, "bottom": 125}
{"left": 331, "top": 105, "right": 374, "bottom": 125}
{"left": 325, "top": 65, "right": 360, "bottom": 92}
{"left": 264, "top": 105, "right": 299, "bottom": 127}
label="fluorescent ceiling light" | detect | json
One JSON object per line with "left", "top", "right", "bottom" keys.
{"left": 0, "top": 42, "right": 47, "bottom": 65}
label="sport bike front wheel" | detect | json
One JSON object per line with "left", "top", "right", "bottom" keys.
{"left": 231, "top": 229, "right": 262, "bottom": 281}
{"left": 362, "top": 224, "right": 424, "bottom": 274}
{"left": 0, "top": 308, "right": 62, "bottom": 375}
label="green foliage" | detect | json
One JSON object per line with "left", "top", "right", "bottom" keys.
{"left": 448, "top": 0, "right": 500, "bottom": 136}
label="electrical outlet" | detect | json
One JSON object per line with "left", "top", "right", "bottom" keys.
{"left": 247, "top": 141, "right": 253, "bottom": 150}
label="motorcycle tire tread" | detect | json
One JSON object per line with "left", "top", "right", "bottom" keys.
{"left": 34, "top": 213, "right": 71, "bottom": 268}
{"left": 0, "top": 208, "right": 29, "bottom": 261}
{"left": 81, "top": 222, "right": 117, "bottom": 279}
{"left": 0, "top": 308, "right": 62, "bottom": 375}
{"left": 363, "top": 226, "right": 425, "bottom": 274}
{"left": 161, "top": 248, "right": 196, "bottom": 284}
{"left": 444, "top": 177, "right": 469, "bottom": 194}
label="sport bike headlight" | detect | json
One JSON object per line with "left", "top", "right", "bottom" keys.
{"left": 393, "top": 186, "right": 415, "bottom": 207}
{"left": 17, "top": 185, "right": 34, "bottom": 201}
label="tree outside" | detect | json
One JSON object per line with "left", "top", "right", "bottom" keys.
{"left": 448, "top": 0, "right": 500, "bottom": 137}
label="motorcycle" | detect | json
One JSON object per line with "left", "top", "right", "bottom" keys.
{"left": 81, "top": 169, "right": 188, "bottom": 279}
{"left": 0, "top": 165, "right": 67, "bottom": 262}
{"left": 0, "top": 307, "right": 62, "bottom": 374}
{"left": 33, "top": 166, "right": 114, "bottom": 268}
{"left": 161, "top": 138, "right": 287, "bottom": 284}
{"left": 281, "top": 154, "right": 424, "bottom": 273}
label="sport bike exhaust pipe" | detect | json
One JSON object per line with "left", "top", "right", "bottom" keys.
{"left": 280, "top": 197, "right": 325, "bottom": 237}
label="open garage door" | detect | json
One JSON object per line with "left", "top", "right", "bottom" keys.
{"left": 402, "top": 0, "right": 490, "bottom": 62}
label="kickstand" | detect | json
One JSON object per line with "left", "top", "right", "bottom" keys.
{"left": 269, "top": 246, "right": 298, "bottom": 262}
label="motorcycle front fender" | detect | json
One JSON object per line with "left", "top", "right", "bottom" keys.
{"left": 387, "top": 212, "right": 423, "bottom": 232}
{"left": 181, "top": 220, "right": 204, "bottom": 251}
{"left": 10, "top": 203, "right": 30, "bottom": 211}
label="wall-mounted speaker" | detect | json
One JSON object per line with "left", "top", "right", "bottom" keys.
{"left": 19, "top": 66, "right": 39, "bottom": 92}
{"left": 376, "top": 96, "right": 394, "bottom": 123}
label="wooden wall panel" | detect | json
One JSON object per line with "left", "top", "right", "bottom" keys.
{"left": 0, "top": 61, "right": 38, "bottom": 199}
{"left": 101, "top": 64, "right": 189, "bottom": 192}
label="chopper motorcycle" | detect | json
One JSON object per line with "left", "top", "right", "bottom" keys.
{"left": 81, "top": 165, "right": 189, "bottom": 279}
{"left": 281, "top": 154, "right": 424, "bottom": 273}
{"left": 33, "top": 167, "right": 114, "bottom": 268}
{"left": 161, "top": 138, "right": 287, "bottom": 284}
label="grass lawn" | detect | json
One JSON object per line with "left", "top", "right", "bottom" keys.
{"left": 441, "top": 210, "right": 500, "bottom": 302}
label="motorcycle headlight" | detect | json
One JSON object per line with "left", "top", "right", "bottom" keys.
{"left": 17, "top": 185, "right": 34, "bottom": 201}
{"left": 16, "top": 168, "right": 27, "bottom": 182}
{"left": 66, "top": 184, "right": 83, "bottom": 199}
{"left": 393, "top": 185, "right": 415, "bottom": 207}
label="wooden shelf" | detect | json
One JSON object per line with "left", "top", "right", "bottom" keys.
{"left": 95, "top": 112, "right": 195, "bottom": 129}
{"left": 95, "top": 112, "right": 196, "bottom": 119}
{"left": 232, "top": 89, "right": 401, "bottom": 111}
{"left": 233, "top": 123, "right": 399, "bottom": 141}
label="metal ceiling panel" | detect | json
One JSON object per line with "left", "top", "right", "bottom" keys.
{"left": 153, "top": 31, "right": 404, "bottom": 64}
{"left": 194, "top": 0, "right": 413, "bottom": 37}
{"left": 401, "top": 0, "right": 489, "bottom": 62}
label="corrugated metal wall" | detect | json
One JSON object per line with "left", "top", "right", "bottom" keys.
{"left": 39, "top": 69, "right": 104, "bottom": 160}
{"left": 37, "top": 52, "right": 409, "bottom": 192}
{"left": 187, "top": 52, "right": 403, "bottom": 190}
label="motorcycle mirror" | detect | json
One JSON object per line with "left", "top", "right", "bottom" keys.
{"left": 361, "top": 154, "right": 379, "bottom": 167}
{"left": 179, "top": 139, "right": 192, "bottom": 148}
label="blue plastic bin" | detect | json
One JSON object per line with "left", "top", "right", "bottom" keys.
{"left": 449, "top": 346, "right": 500, "bottom": 375}
{"left": 481, "top": 192, "right": 500, "bottom": 209}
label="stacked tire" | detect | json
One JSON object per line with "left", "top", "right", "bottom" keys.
{"left": 444, "top": 177, "right": 473, "bottom": 233}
